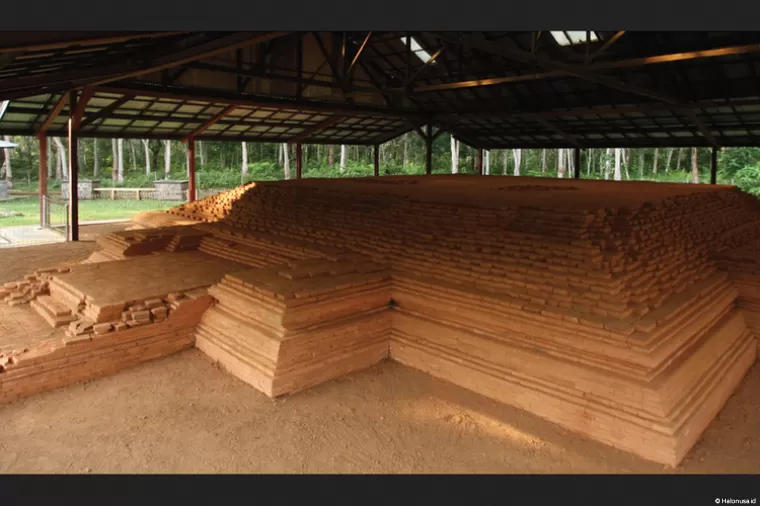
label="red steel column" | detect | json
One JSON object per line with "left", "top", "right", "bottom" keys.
{"left": 187, "top": 139, "right": 196, "bottom": 202}
{"left": 38, "top": 134, "right": 48, "bottom": 227}
{"left": 67, "top": 91, "right": 79, "bottom": 242}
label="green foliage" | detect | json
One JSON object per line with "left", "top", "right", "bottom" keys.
{"left": 735, "top": 165, "right": 760, "bottom": 196}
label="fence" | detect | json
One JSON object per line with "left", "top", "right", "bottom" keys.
{"left": 42, "top": 195, "right": 69, "bottom": 235}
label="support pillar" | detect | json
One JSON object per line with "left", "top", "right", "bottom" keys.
{"left": 574, "top": 148, "right": 581, "bottom": 179}
{"left": 477, "top": 149, "right": 483, "bottom": 175}
{"left": 67, "top": 91, "right": 79, "bottom": 242}
{"left": 187, "top": 138, "right": 196, "bottom": 202}
{"left": 38, "top": 134, "right": 47, "bottom": 228}
{"left": 296, "top": 143, "right": 303, "bottom": 179}
{"left": 711, "top": 147, "right": 718, "bottom": 185}
{"left": 425, "top": 124, "right": 433, "bottom": 175}
{"left": 373, "top": 144, "right": 380, "bottom": 177}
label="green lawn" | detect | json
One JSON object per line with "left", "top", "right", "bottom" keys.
{"left": 0, "top": 197, "right": 178, "bottom": 228}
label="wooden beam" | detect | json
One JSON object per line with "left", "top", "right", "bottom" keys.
{"left": 373, "top": 144, "right": 380, "bottom": 176}
{"left": 413, "top": 38, "right": 760, "bottom": 93}
{"left": 431, "top": 127, "right": 446, "bottom": 141}
{"left": 187, "top": 139, "right": 196, "bottom": 202}
{"left": 685, "top": 109, "right": 721, "bottom": 149}
{"left": 38, "top": 134, "right": 47, "bottom": 227}
{"left": 67, "top": 90, "right": 79, "bottom": 242}
{"left": 79, "top": 93, "right": 136, "bottom": 128}
{"left": 71, "top": 86, "right": 94, "bottom": 130}
{"left": 36, "top": 94, "right": 68, "bottom": 135}
{"left": 288, "top": 116, "right": 344, "bottom": 144}
{"left": 588, "top": 31, "right": 626, "bottom": 62}
{"left": 0, "top": 100, "right": 8, "bottom": 122}
{"left": 296, "top": 143, "right": 303, "bottom": 179}
{"left": 183, "top": 105, "right": 236, "bottom": 141}
{"left": 94, "top": 32, "right": 290, "bottom": 86}
{"left": 347, "top": 32, "right": 372, "bottom": 75}
{"left": 404, "top": 46, "right": 445, "bottom": 87}
{"left": 0, "top": 32, "right": 182, "bottom": 54}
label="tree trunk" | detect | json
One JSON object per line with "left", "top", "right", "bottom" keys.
{"left": 2, "top": 135, "right": 12, "bottom": 186}
{"left": 665, "top": 148, "right": 674, "bottom": 173}
{"left": 340, "top": 144, "right": 347, "bottom": 173}
{"left": 163, "top": 140, "right": 171, "bottom": 179}
{"left": 623, "top": 148, "right": 630, "bottom": 180}
{"left": 484, "top": 150, "right": 490, "bottom": 175}
{"left": 513, "top": 149, "right": 522, "bottom": 176}
{"left": 676, "top": 148, "right": 684, "bottom": 172}
{"left": 557, "top": 148, "right": 565, "bottom": 178}
{"left": 450, "top": 136, "right": 458, "bottom": 174}
{"left": 587, "top": 148, "right": 593, "bottom": 176}
{"left": 111, "top": 139, "right": 118, "bottom": 183}
{"left": 502, "top": 150, "right": 508, "bottom": 175}
{"left": 402, "top": 135, "right": 408, "bottom": 170}
{"left": 129, "top": 140, "right": 137, "bottom": 171}
{"left": 613, "top": 148, "right": 622, "bottom": 181}
{"left": 691, "top": 147, "right": 699, "bottom": 184}
{"left": 53, "top": 137, "right": 66, "bottom": 181}
{"left": 117, "top": 138, "right": 124, "bottom": 183}
{"left": 638, "top": 149, "right": 645, "bottom": 179}
{"left": 604, "top": 148, "right": 611, "bottom": 179}
{"left": 92, "top": 139, "right": 99, "bottom": 177}
{"left": 199, "top": 140, "right": 205, "bottom": 167}
{"left": 141, "top": 140, "right": 150, "bottom": 175}
{"left": 566, "top": 149, "right": 574, "bottom": 178}
{"left": 541, "top": 148, "right": 547, "bottom": 174}
{"left": 241, "top": 141, "right": 248, "bottom": 177}
{"left": 282, "top": 143, "right": 291, "bottom": 180}
{"left": 652, "top": 148, "right": 659, "bottom": 176}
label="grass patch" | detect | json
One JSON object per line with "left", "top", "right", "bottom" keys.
{"left": 0, "top": 197, "right": 177, "bottom": 228}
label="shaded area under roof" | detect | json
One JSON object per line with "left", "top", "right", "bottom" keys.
{"left": 2, "top": 31, "right": 760, "bottom": 148}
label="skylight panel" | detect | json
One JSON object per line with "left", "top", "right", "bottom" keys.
{"left": 400, "top": 36, "right": 437, "bottom": 64}
{"left": 550, "top": 31, "right": 599, "bottom": 46}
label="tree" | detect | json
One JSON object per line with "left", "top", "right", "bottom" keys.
{"left": 328, "top": 145, "right": 335, "bottom": 168}
{"left": 691, "top": 147, "right": 699, "bottom": 184}
{"left": 141, "top": 140, "right": 150, "bottom": 175}
{"left": 93, "top": 139, "right": 99, "bottom": 177}
{"left": 117, "top": 138, "right": 124, "bottom": 183}
{"left": 513, "top": 149, "right": 522, "bottom": 176}
{"left": 340, "top": 144, "right": 347, "bottom": 173}
{"left": 614, "top": 148, "right": 622, "bottom": 181}
{"left": 541, "top": 149, "right": 547, "bottom": 174}
{"left": 665, "top": 148, "right": 674, "bottom": 173}
{"left": 282, "top": 143, "right": 291, "bottom": 179}
{"left": 54, "top": 137, "right": 66, "bottom": 180}
{"left": 163, "top": 140, "right": 171, "bottom": 179}
{"left": 2, "top": 135, "right": 12, "bottom": 187}
{"left": 241, "top": 141, "right": 248, "bottom": 177}
{"left": 652, "top": 148, "right": 659, "bottom": 175}
{"left": 676, "top": 148, "right": 684, "bottom": 172}
{"left": 604, "top": 148, "right": 611, "bottom": 179}
{"left": 450, "top": 136, "right": 458, "bottom": 174}
{"left": 484, "top": 150, "right": 490, "bottom": 175}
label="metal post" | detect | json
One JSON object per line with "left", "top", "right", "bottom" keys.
{"left": 425, "top": 124, "right": 433, "bottom": 175}
{"left": 67, "top": 91, "right": 79, "bottom": 242}
{"left": 187, "top": 138, "right": 196, "bottom": 202}
{"left": 38, "top": 134, "right": 47, "bottom": 228}
{"left": 711, "top": 147, "right": 718, "bottom": 185}
{"left": 574, "top": 148, "right": 582, "bottom": 179}
{"left": 296, "top": 143, "right": 303, "bottom": 179}
{"left": 373, "top": 144, "right": 380, "bottom": 176}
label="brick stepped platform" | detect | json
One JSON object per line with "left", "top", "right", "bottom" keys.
{"left": 86, "top": 226, "right": 210, "bottom": 263}
{"left": 162, "top": 176, "right": 760, "bottom": 466}
{"left": 0, "top": 251, "right": 247, "bottom": 404}
{"left": 196, "top": 255, "right": 392, "bottom": 397}
{"left": 4, "top": 176, "right": 760, "bottom": 467}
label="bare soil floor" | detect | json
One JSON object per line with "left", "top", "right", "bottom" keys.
{"left": 0, "top": 224, "right": 758, "bottom": 474}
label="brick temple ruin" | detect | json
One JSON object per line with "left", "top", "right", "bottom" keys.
{"left": 2, "top": 175, "right": 760, "bottom": 467}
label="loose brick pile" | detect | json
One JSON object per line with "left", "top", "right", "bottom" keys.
{"left": 3, "top": 175, "right": 760, "bottom": 467}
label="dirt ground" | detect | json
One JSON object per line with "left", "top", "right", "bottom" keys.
{"left": 0, "top": 225, "right": 758, "bottom": 474}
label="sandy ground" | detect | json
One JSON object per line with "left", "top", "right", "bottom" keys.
{"left": 0, "top": 223, "right": 758, "bottom": 474}
{"left": 0, "top": 350, "right": 757, "bottom": 474}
